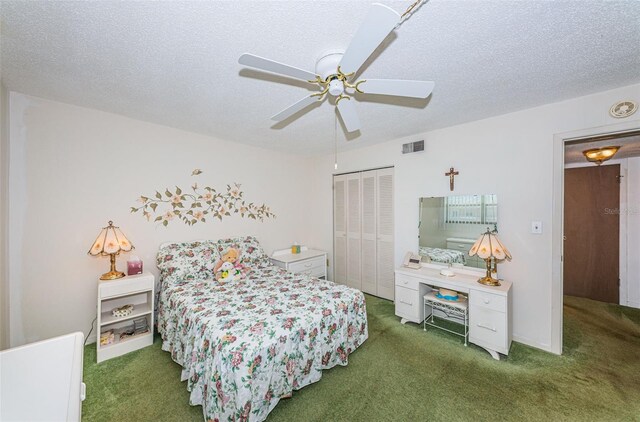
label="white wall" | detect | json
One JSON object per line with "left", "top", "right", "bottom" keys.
{"left": 7, "top": 92, "right": 315, "bottom": 346}
{"left": 309, "top": 83, "right": 640, "bottom": 353}
{"left": 0, "top": 82, "right": 9, "bottom": 350}
{"left": 626, "top": 157, "right": 640, "bottom": 308}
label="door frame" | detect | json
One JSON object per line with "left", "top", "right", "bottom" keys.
{"left": 552, "top": 120, "right": 640, "bottom": 355}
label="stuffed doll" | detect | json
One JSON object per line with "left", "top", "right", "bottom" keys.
{"left": 216, "top": 261, "right": 240, "bottom": 283}
{"left": 214, "top": 247, "right": 248, "bottom": 279}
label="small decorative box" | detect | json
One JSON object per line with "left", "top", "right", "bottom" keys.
{"left": 127, "top": 256, "right": 143, "bottom": 276}
{"left": 112, "top": 304, "right": 134, "bottom": 318}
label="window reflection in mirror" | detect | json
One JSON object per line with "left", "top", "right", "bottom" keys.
{"left": 418, "top": 195, "right": 498, "bottom": 269}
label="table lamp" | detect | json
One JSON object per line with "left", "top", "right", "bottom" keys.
{"left": 468, "top": 228, "right": 511, "bottom": 286}
{"left": 88, "top": 221, "right": 134, "bottom": 280}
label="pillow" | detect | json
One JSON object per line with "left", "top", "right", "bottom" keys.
{"left": 216, "top": 236, "right": 271, "bottom": 268}
{"left": 156, "top": 240, "right": 220, "bottom": 281}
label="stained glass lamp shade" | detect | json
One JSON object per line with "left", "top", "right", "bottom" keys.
{"left": 88, "top": 221, "right": 134, "bottom": 280}
{"left": 468, "top": 229, "right": 512, "bottom": 286}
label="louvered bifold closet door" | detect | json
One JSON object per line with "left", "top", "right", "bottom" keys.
{"left": 376, "top": 168, "right": 395, "bottom": 300}
{"left": 333, "top": 175, "right": 348, "bottom": 284}
{"left": 360, "top": 170, "right": 377, "bottom": 295}
{"left": 346, "top": 173, "right": 362, "bottom": 290}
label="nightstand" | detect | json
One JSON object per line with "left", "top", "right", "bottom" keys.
{"left": 271, "top": 247, "right": 327, "bottom": 279}
{"left": 96, "top": 272, "right": 154, "bottom": 363}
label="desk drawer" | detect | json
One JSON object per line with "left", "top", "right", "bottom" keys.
{"left": 470, "top": 306, "right": 507, "bottom": 352}
{"left": 395, "top": 273, "right": 421, "bottom": 291}
{"left": 99, "top": 274, "right": 154, "bottom": 299}
{"left": 395, "top": 286, "right": 421, "bottom": 321}
{"left": 288, "top": 256, "right": 325, "bottom": 274}
{"left": 470, "top": 290, "right": 506, "bottom": 313}
{"left": 297, "top": 266, "right": 326, "bottom": 278}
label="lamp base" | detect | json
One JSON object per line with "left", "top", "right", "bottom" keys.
{"left": 100, "top": 270, "right": 125, "bottom": 280}
{"left": 477, "top": 276, "right": 501, "bottom": 287}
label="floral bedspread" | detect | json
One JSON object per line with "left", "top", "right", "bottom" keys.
{"left": 157, "top": 265, "right": 368, "bottom": 422}
{"left": 419, "top": 246, "right": 466, "bottom": 265}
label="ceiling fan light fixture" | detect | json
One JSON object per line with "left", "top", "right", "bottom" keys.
{"left": 582, "top": 146, "right": 620, "bottom": 165}
{"left": 328, "top": 79, "right": 345, "bottom": 96}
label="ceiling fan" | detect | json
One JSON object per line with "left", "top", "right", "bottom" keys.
{"left": 238, "top": 2, "right": 434, "bottom": 133}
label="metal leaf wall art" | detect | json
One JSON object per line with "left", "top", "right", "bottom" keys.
{"left": 131, "top": 171, "right": 276, "bottom": 226}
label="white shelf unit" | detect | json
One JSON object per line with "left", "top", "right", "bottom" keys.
{"left": 97, "top": 272, "right": 154, "bottom": 363}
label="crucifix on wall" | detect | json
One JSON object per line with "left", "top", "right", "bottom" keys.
{"left": 445, "top": 167, "right": 459, "bottom": 191}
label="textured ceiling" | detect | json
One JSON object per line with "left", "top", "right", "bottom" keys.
{"left": 1, "top": 0, "right": 640, "bottom": 156}
{"left": 565, "top": 133, "right": 640, "bottom": 164}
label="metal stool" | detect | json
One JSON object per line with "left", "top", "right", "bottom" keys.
{"left": 423, "top": 290, "right": 469, "bottom": 346}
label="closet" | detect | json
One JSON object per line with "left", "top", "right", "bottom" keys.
{"left": 333, "top": 168, "right": 394, "bottom": 300}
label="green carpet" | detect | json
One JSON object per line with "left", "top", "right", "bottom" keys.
{"left": 82, "top": 295, "right": 640, "bottom": 421}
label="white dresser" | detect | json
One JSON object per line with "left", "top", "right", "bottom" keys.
{"left": 395, "top": 264, "right": 512, "bottom": 360}
{"left": 270, "top": 248, "right": 327, "bottom": 279}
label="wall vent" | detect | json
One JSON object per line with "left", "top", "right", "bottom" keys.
{"left": 609, "top": 100, "right": 637, "bottom": 118}
{"left": 402, "top": 140, "right": 424, "bottom": 154}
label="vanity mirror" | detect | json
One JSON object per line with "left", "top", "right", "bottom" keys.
{"left": 418, "top": 194, "right": 498, "bottom": 268}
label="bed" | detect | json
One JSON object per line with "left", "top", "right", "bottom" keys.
{"left": 156, "top": 237, "right": 368, "bottom": 422}
{"left": 419, "top": 246, "right": 466, "bottom": 265}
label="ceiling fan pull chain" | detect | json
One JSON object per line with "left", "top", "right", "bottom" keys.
{"left": 397, "top": 0, "right": 429, "bottom": 28}
{"left": 334, "top": 110, "right": 339, "bottom": 170}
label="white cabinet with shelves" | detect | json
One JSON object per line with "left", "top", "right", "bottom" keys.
{"left": 97, "top": 273, "right": 154, "bottom": 363}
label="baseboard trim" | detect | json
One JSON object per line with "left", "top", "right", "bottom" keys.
{"left": 512, "top": 334, "right": 555, "bottom": 355}
{"left": 624, "top": 300, "right": 640, "bottom": 309}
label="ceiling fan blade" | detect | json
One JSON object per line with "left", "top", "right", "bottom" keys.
{"left": 239, "top": 53, "right": 319, "bottom": 82}
{"left": 337, "top": 99, "right": 361, "bottom": 132}
{"left": 339, "top": 3, "right": 400, "bottom": 76}
{"left": 358, "top": 79, "right": 435, "bottom": 99}
{"left": 271, "top": 95, "right": 320, "bottom": 121}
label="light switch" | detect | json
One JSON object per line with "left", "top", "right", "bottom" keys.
{"left": 531, "top": 221, "right": 543, "bottom": 234}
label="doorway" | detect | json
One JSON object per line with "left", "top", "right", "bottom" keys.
{"left": 563, "top": 164, "right": 620, "bottom": 303}
{"left": 551, "top": 122, "right": 640, "bottom": 355}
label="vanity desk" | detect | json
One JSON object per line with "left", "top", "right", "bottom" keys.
{"left": 395, "top": 264, "right": 512, "bottom": 360}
